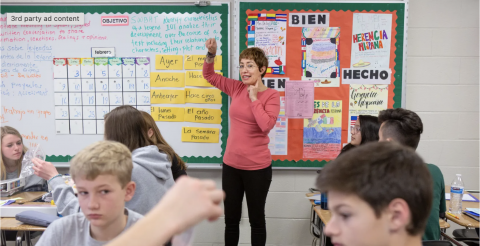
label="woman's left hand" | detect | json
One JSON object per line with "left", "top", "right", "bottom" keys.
{"left": 32, "top": 158, "right": 59, "bottom": 181}
{"left": 248, "top": 81, "right": 259, "bottom": 102}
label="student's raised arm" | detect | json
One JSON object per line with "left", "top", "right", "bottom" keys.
{"left": 106, "top": 177, "right": 224, "bottom": 246}
{"left": 203, "top": 38, "right": 244, "bottom": 97}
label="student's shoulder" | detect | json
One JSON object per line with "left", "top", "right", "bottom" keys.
{"left": 425, "top": 163, "right": 444, "bottom": 181}
{"left": 49, "top": 212, "right": 88, "bottom": 229}
{"left": 126, "top": 208, "right": 144, "bottom": 224}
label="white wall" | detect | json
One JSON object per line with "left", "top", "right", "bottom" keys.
{"left": 8, "top": 0, "right": 478, "bottom": 245}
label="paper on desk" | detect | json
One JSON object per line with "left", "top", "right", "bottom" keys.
{"left": 467, "top": 208, "right": 480, "bottom": 214}
{"left": 445, "top": 193, "right": 478, "bottom": 202}
{"left": 306, "top": 194, "right": 321, "bottom": 200}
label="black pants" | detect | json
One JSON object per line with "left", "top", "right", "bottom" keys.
{"left": 222, "top": 163, "right": 272, "bottom": 246}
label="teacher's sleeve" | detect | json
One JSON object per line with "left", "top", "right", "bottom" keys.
{"left": 202, "top": 60, "right": 243, "bottom": 97}
{"left": 251, "top": 92, "right": 280, "bottom": 134}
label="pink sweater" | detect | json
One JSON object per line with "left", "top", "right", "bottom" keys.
{"left": 203, "top": 61, "right": 280, "bottom": 170}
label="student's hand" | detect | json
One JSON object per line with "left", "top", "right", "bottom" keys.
{"left": 153, "top": 176, "right": 224, "bottom": 235}
{"left": 248, "top": 81, "right": 259, "bottom": 102}
{"left": 32, "top": 158, "right": 59, "bottom": 180}
{"left": 205, "top": 38, "right": 217, "bottom": 55}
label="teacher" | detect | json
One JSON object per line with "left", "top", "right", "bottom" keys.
{"left": 203, "top": 38, "right": 280, "bottom": 246}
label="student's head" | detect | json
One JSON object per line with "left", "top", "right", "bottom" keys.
{"left": 378, "top": 108, "right": 423, "bottom": 150}
{"left": 350, "top": 115, "right": 380, "bottom": 146}
{"left": 70, "top": 141, "right": 135, "bottom": 228}
{"left": 104, "top": 106, "right": 153, "bottom": 152}
{"left": 239, "top": 47, "right": 268, "bottom": 84}
{"left": 141, "top": 111, "right": 187, "bottom": 170}
{"left": 1, "top": 126, "right": 28, "bottom": 180}
{"left": 316, "top": 142, "right": 432, "bottom": 246}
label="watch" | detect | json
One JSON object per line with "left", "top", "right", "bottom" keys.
{"left": 207, "top": 51, "right": 216, "bottom": 58}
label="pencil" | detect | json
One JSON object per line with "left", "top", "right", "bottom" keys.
{"left": 447, "top": 212, "right": 459, "bottom": 219}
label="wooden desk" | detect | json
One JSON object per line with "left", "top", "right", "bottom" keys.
{"left": 445, "top": 192, "right": 479, "bottom": 228}
{"left": 1, "top": 202, "right": 52, "bottom": 246}
{"left": 1, "top": 192, "right": 46, "bottom": 203}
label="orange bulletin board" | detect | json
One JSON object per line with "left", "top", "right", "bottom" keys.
{"left": 239, "top": 2, "right": 407, "bottom": 167}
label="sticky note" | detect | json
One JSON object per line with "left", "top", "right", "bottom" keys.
{"left": 151, "top": 107, "right": 185, "bottom": 122}
{"left": 184, "top": 55, "right": 222, "bottom": 70}
{"left": 150, "top": 89, "right": 185, "bottom": 104}
{"left": 155, "top": 55, "right": 183, "bottom": 70}
{"left": 181, "top": 127, "right": 219, "bottom": 143}
{"left": 185, "top": 107, "right": 222, "bottom": 124}
{"left": 150, "top": 72, "right": 185, "bottom": 87}
{"left": 185, "top": 71, "right": 223, "bottom": 87}
{"left": 185, "top": 88, "right": 222, "bottom": 104}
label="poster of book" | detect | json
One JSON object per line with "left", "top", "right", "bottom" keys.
{"left": 248, "top": 13, "right": 287, "bottom": 74}
{"left": 303, "top": 100, "right": 342, "bottom": 159}
{"left": 348, "top": 84, "right": 388, "bottom": 142}
{"left": 301, "top": 27, "right": 340, "bottom": 87}
{"left": 268, "top": 96, "right": 288, "bottom": 155}
{"left": 350, "top": 13, "right": 392, "bottom": 69}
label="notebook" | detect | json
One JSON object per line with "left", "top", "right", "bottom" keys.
{"left": 445, "top": 193, "right": 479, "bottom": 202}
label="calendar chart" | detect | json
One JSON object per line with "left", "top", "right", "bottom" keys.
{"left": 53, "top": 57, "right": 151, "bottom": 135}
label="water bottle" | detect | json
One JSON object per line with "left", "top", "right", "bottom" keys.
{"left": 449, "top": 174, "right": 464, "bottom": 215}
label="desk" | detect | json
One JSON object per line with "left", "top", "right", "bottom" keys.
{"left": 306, "top": 193, "right": 451, "bottom": 246}
{"left": 1, "top": 192, "right": 46, "bottom": 203}
{"left": 1, "top": 201, "right": 52, "bottom": 246}
{"left": 445, "top": 191, "right": 479, "bottom": 228}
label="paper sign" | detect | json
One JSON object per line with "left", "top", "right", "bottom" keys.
{"left": 155, "top": 55, "right": 183, "bottom": 70}
{"left": 184, "top": 55, "right": 222, "bottom": 70}
{"left": 150, "top": 89, "right": 185, "bottom": 104}
{"left": 181, "top": 127, "right": 219, "bottom": 143}
{"left": 150, "top": 72, "right": 185, "bottom": 87}
{"left": 342, "top": 68, "right": 391, "bottom": 84}
{"left": 101, "top": 15, "right": 129, "bottom": 26}
{"left": 268, "top": 96, "right": 288, "bottom": 155}
{"left": 185, "top": 88, "right": 222, "bottom": 104}
{"left": 185, "top": 71, "right": 223, "bottom": 87}
{"left": 285, "top": 81, "right": 315, "bottom": 118}
{"left": 289, "top": 13, "right": 330, "bottom": 27}
{"left": 151, "top": 107, "right": 185, "bottom": 122}
{"left": 303, "top": 100, "right": 342, "bottom": 159}
{"left": 262, "top": 77, "right": 289, "bottom": 92}
{"left": 185, "top": 107, "right": 222, "bottom": 124}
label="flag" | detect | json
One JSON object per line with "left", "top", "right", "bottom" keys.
{"left": 350, "top": 116, "right": 357, "bottom": 126}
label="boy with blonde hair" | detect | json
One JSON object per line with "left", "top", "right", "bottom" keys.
{"left": 36, "top": 141, "right": 142, "bottom": 246}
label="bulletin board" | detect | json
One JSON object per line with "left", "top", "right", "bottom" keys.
{"left": 1, "top": 3, "right": 230, "bottom": 164}
{"left": 238, "top": 1, "right": 407, "bottom": 168}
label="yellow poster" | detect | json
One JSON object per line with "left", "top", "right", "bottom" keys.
{"left": 181, "top": 127, "right": 219, "bottom": 143}
{"left": 155, "top": 55, "right": 183, "bottom": 70}
{"left": 185, "top": 71, "right": 223, "bottom": 87}
{"left": 184, "top": 55, "right": 222, "bottom": 70}
{"left": 185, "top": 88, "right": 222, "bottom": 104}
{"left": 150, "top": 89, "right": 185, "bottom": 104}
{"left": 185, "top": 107, "right": 222, "bottom": 124}
{"left": 151, "top": 107, "right": 185, "bottom": 122}
{"left": 150, "top": 72, "right": 185, "bottom": 87}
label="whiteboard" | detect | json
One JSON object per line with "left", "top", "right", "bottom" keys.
{"left": 1, "top": 4, "right": 230, "bottom": 163}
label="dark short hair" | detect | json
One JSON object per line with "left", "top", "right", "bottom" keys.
{"left": 317, "top": 142, "right": 432, "bottom": 236}
{"left": 239, "top": 47, "right": 269, "bottom": 78}
{"left": 378, "top": 108, "right": 423, "bottom": 149}
{"left": 359, "top": 115, "right": 380, "bottom": 144}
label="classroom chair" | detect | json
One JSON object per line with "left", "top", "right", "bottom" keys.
{"left": 422, "top": 240, "right": 453, "bottom": 246}
{"left": 452, "top": 228, "right": 479, "bottom": 246}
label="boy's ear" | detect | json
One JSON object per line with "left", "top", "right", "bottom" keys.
{"left": 387, "top": 198, "right": 411, "bottom": 233}
{"left": 124, "top": 181, "right": 136, "bottom": 202}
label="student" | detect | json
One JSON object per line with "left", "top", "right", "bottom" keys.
{"left": 33, "top": 106, "right": 175, "bottom": 216}
{"left": 378, "top": 108, "right": 446, "bottom": 241}
{"left": 141, "top": 111, "right": 187, "bottom": 181}
{"left": 339, "top": 115, "right": 380, "bottom": 155}
{"left": 317, "top": 142, "right": 433, "bottom": 246}
{"left": 106, "top": 176, "right": 225, "bottom": 246}
{"left": 203, "top": 38, "right": 280, "bottom": 246}
{"left": 36, "top": 141, "right": 142, "bottom": 246}
{"left": 1, "top": 126, "right": 45, "bottom": 190}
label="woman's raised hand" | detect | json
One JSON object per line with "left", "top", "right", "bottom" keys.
{"left": 205, "top": 38, "right": 217, "bottom": 55}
